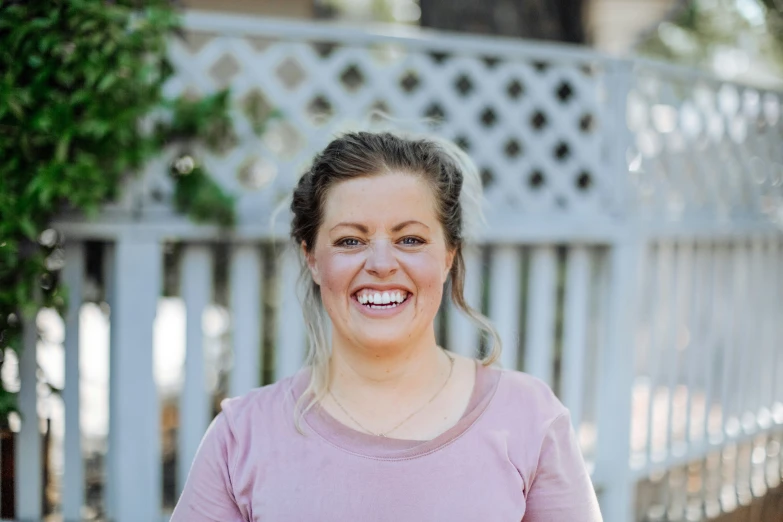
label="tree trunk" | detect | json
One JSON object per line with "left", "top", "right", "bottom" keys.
{"left": 1, "top": 428, "right": 14, "bottom": 519}
{"left": 420, "top": 0, "right": 587, "bottom": 44}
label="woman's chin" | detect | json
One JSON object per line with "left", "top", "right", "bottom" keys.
{"left": 354, "top": 334, "right": 412, "bottom": 351}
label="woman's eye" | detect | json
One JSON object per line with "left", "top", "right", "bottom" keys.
{"left": 336, "top": 238, "right": 361, "bottom": 247}
{"left": 400, "top": 236, "right": 424, "bottom": 246}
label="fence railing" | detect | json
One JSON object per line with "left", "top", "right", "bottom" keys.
{"left": 11, "top": 10, "right": 783, "bottom": 522}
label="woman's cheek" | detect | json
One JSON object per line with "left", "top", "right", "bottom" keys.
{"left": 422, "top": 281, "right": 443, "bottom": 312}
{"left": 404, "top": 264, "right": 444, "bottom": 312}
{"left": 319, "top": 253, "right": 362, "bottom": 302}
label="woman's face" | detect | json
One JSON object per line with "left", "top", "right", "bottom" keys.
{"left": 305, "top": 172, "right": 455, "bottom": 352}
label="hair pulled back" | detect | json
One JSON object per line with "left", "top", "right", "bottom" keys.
{"left": 289, "top": 131, "right": 501, "bottom": 434}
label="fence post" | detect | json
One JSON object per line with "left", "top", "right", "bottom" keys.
{"left": 16, "top": 303, "right": 41, "bottom": 521}
{"left": 229, "top": 244, "right": 264, "bottom": 397}
{"left": 489, "top": 246, "right": 523, "bottom": 371}
{"left": 178, "top": 245, "right": 213, "bottom": 496}
{"left": 594, "top": 59, "right": 640, "bottom": 522}
{"left": 107, "top": 236, "right": 162, "bottom": 522}
{"left": 595, "top": 238, "right": 643, "bottom": 521}
{"left": 62, "top": 241, "right": 85, "bottom": 521}
{"left": 276, "top": 246, "right": 306, "bottom": 380}
{"left": 103, "top": 243, "right": 117, "bottom": 521}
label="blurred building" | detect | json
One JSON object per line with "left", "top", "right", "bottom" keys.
{"left": 181, "top": 0, "right": 681, "bottom": 54}
{"left": 182, "top": 0, "right": 315, "bottom": 18}
{"left": 588, "top": 0, "right": 678, "bottom": 53}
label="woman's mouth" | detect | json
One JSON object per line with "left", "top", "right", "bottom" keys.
{"left": 353, "top": 289, "right": 411, "bottom": 310}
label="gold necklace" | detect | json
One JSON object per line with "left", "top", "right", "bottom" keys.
{"left": 327, "top": 348, "right": 455, "bottom": 438}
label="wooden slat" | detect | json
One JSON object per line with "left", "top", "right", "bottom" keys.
{"left": 593, "top": 239, "right": 642, "bottom": 522}
{"left": 561, "top": 246, "right": 590, "bottom": 427}
{"left": 17, "top": 306, "right": 41, "bottom": 521}
{"left": 646, "top": 242, "right": 673, "bottom": 462}
{"left": 666, "top": 241, "right": 692, "bottom": 454}
{"left": 767, "top": 239, "right": 781, "bottom": 416}
{"left": 746, "top": 237, "right": 764, "bottom": 425}
{"left": 103, "top": 243, "right": 117, "bottom": 520}
{"left": 229, "top": 245, "right": 263, "bottom": 397}
{"left": 62, "top": 242, "right": 85, "bottom": 520}
{"left": 109, "top": 238, "right": 162, "bottom": 522}
{"left": 705, "top": 245, "right": 730, "bottom": 441}
{"left": 446, "top": 246, "right": 482, "bottom": 358}
{"left": 276, "top": 247, "right": 306, "bottom": 380}
{"left": 776, "top": 240, "right": 783, "bottom": 414}
{"left": 488, "top": 246, "right": 522, "bottom": 371}
{"left": 524, "top": 246, "right": 557, "bottom": 384}
{"left": 724, "top": 244, "right": 747, "bottom": 436}
{"left": 718, "top": 244, "right": 736, "bottom": 436}
{"left": 684, "top": 242, "right": 710, "bottom": 445}
{"left": 586, "top": 248, "right": 611, "bottom": 456}
{"left": 178, "top": 245, "right": 213, "bottom": 494}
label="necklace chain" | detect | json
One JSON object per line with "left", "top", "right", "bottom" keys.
{"left": 327, "top": 348, "right": 455, "bottom": 438}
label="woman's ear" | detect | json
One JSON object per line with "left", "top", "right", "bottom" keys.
{"left": 302, "top": 240, "right": 321, "bottom": 285}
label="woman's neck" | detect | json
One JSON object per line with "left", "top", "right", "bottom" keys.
{"left": 327, "top": 329, "right": 448, "bottom": 405}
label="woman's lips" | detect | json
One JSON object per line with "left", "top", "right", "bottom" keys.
{"left": 350, "top": 292, "right": 412, "bottom": 317}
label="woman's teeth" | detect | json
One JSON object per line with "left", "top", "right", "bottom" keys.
{"left": 356, "top": 290, "right": 408, "bottom": 308}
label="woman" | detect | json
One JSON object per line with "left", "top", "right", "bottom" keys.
{"left": 171, "top": 132, "right": 603, "bottom": 521}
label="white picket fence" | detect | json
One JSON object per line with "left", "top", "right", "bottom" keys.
{"left": 12, "top": 10, "right": 783, "bottom": 522}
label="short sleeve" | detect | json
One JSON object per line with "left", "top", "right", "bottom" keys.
{"left": 523, "top": 412, "right": 603, "bottom": 521}
{"left": 170, "top": 413, "right": 246, "bottom": 522}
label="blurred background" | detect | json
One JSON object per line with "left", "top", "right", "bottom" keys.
{"left": 1, "top": 0, "right": 783, "bottom": 521}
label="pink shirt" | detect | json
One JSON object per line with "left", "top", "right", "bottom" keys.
{"left": 172, "top": 359, "right": 603, "bottom": 521}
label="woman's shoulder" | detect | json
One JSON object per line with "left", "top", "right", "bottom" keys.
{"left": 215, "top": 373, "right": 300, "bottom": 437}
{"left": 490, "top": 367, "right": 569, "bottom": 428}
{"left": 482, "top": 368, "right": 580, "bottom": 483}
{"left": 488, "top": 368, "right": 601, "bottom": 520}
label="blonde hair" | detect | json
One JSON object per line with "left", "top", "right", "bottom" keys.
{"left": 288, "top": 131, "right": 501, "bottom": 435}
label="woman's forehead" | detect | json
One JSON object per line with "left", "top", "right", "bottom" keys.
{"left": 321, "top": 173, "right": 438, "bottom": 225}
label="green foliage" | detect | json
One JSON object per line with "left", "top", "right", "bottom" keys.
{"left": 1, "top": 1, "right": 177, "bottom": 413}
{"left": 0, "top": 1, "right": 267, "bottom": 421}
{"left": 157, "top": 91, "right": 240, "bottom": 227}
{"left": 636, "top": 0, "right": 783, "bottom": 86}
{"left": 172, "top": 161, "right": 237, "bottom": 227}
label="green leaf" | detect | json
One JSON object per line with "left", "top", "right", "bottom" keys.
{"left": 8, "top": 99, "right": 23, "bottom": 119}
{"left": 55, "top": 136, "right": 70, "bottom": 162}
{"left": 19, "top": 217, "right": 36, "bottom": 240}
{"left": 27, "top": 54, "right": 43, "bottom": 68}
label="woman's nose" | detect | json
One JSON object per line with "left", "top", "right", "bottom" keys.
{"left": 364, "top": 241, "right": 398, "bottom": 278}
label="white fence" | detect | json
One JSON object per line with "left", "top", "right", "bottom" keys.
{"left": 12, "top": 10, "right": 783, "bottom": 522}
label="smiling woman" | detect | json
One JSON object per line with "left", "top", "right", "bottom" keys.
{"left": 171, "top": 132, "right": 603, "bottom": 521}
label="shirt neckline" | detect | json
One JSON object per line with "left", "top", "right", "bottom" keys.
{"left": 287, "top": 357, "right": 503, "bottom": 460}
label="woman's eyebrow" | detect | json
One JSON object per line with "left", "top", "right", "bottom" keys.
{"left": 391, "top": 220, "right": 429, "bottom": 232}
{"left": 330, "top": 222, "right": 368, "bottom": 233}
{"left": 329, "top": 220, "right": 430, "bottom": 233}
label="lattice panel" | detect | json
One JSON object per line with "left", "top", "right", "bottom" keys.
{"left": 130, "top": 25, "right": 616, "bottom": 224}
{"left": 628, "top": 65, "right": 783, "bottom": 223}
